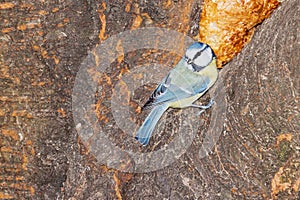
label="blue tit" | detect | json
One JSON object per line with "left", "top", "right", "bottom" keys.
{"left": 135, "top": 42, "right": 218, "bottom": 146}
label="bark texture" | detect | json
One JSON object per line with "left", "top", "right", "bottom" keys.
{"left": 0, "top": 0, "right": 298, "bottom": 199}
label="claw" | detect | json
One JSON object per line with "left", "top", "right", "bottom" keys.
{"left": 191, "top": 98, "right": 214, "bottom": 109}
{"left": 197, "top": 109, "right": 206, "bottom": 115}
{"left": 191, "top": 99, "right": 215, "bottom": 115}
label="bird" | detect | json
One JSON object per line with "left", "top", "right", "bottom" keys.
{"left": 135, "top": 42, "right": 218, "bottom": 146}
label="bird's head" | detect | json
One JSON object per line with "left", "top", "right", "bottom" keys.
{"left": 183, "top": 42, "right": 216, "bottom": 72}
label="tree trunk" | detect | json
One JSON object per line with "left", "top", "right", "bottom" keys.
{"left": 0, "top": 0, "right": 298, "bottom": 199}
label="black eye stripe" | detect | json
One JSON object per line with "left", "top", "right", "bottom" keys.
{"left": 192, "top": 45, "right": 209, "bottom": 61}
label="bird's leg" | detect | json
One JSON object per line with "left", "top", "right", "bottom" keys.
{"left": 190, "top": 99, "right": 214, "bottom": 115}
{"left": 191, "top": 99, "right": 214, "bottom": 109}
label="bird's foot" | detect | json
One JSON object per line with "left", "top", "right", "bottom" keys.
{"left": 191, "top": 99, "right": 214, "bottom": 115}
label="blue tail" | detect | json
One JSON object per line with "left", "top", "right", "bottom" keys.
{"left": 135, "top": 104, "right": 169, "bottom": 146}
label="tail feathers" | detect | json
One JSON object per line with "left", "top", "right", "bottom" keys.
{"left": 135, "top": 104, "right": 168, "bottom": 146}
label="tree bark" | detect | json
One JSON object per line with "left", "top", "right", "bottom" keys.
{"left": 0, "top": 0, "right": 298, "bottom": 199}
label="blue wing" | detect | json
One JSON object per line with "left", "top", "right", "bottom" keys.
{"left": 136, "top": 72, "right": 209, "bottom": 146}
{"left": 143, "top": 71, "right": 210, "bottom": 109}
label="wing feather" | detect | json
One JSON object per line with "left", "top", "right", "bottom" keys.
{"left": 142, "top": 71, "right": 210, "bottom": 110}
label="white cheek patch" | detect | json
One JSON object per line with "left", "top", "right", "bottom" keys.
{"left": 194, "top": 47, "right": 212, "bottom": 67}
